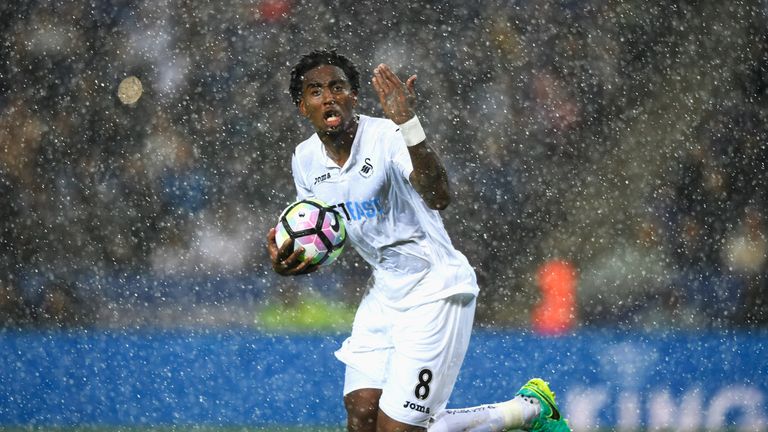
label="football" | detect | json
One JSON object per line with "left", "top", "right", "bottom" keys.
{"left": 274, "top": 199, "right": 347, "bottom": 266}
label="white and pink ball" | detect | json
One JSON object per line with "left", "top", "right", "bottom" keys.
{"left": 274, "top": 199, "right": 346, "bottom": 266}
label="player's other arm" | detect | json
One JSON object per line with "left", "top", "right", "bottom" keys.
{"left": 372, "top": 63, "right": 451, "bottom": 210}
{"left": 404, "top": 133, "right": 451, "bottom": 210}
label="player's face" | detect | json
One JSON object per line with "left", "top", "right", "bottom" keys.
{"left": 298, "top": 65, "right": 358, "bottom": 137}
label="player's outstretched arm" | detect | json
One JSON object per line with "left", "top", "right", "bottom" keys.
{"left": 266, "top": 228, "right": 319, "bottom": 276}
{"left": 372, "top": 63, "right": 450, "bottom": 210}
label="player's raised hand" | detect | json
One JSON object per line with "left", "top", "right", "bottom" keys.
{"left": 372, "top": 63, "right": 417, "bottom": 125}
{"left": 266, "top": 228, "right": 318, "bottom": 276}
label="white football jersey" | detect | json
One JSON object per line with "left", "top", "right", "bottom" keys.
{"left": 291, "top": 115, "right": 478, "bottom": 308}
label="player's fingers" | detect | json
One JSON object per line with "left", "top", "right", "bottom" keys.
{"left": 266, "top": 228, "right": 279, "bottom": 259}
{"left": 378, "top": 64, "right": 400, "bottom": 85}
{"left": 372, "top": 67, "right": 386, "bottom": 94}
{"left": 372, "top": 76, "right": 386, "bottom": 97}
{"left": 276, "top": 237, "right": 296, "bottom": 261}
{"left": 292, "top": 258, "right": 315, "bottom": 275}
{"left": 300, "top": 263, "right": 320, "bottom": 275}
{"left": 374, "top": 65, "right": 395, "bottom": 93}
{"left": 373, "top": 74, "right": 397, "bottom": 116}
{"left": 282, "top": 246, "right": 305, "bottom": 265}
{"left": 274, "top": 245, "right": 305, "bottom": 274}
{"left": 406, "top": 75, "right": 417, "bottom": 96}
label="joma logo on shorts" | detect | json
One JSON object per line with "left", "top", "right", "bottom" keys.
{"left": 402, "top": 400, "right": 430, "bottom": 414}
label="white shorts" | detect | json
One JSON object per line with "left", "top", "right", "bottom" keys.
{"left": 335, "top": 292, "right": 476, "bottom": 427}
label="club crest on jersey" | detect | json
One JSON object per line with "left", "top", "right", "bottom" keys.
{"left": 359, "top": 157, "right": 373, "bottom": 178}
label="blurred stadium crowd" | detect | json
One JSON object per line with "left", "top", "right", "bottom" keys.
{"left": 1, "top": 0, "right": 767, "bottom": 329}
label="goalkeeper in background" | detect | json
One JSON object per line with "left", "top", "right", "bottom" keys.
{"left": 266, "top": 48, "right": 570, "bottom": 432}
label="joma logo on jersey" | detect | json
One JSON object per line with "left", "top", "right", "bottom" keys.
{"left": 402, "top": 400, "right": 430, "bottom": 414}
{"left": 314, "top": 172, "right": 331, "bottom": 185}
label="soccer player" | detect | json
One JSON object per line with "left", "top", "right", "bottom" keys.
{"left": 266, "top": 48, "right": 571, "bottom": 432}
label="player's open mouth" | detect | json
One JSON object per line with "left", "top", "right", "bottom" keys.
{"left": 324, "top": 110, "right": 342, "bottom": 128}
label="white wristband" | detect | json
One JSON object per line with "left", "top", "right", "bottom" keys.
{"left": 399, "top": 115, "right": 426, "bottom": 147}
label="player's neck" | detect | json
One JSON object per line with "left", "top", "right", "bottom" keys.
{"left": 322, "top": 139, "right": 351, "bottom": 167}
{"left": 320, "top": 115, "right": 358, "bottom": 167}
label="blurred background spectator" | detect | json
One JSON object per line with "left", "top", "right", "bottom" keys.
{"left": 0, "top": 0, "right": 766, "bottom": 330}
{"left": 531, "top": 259, "right": 577, "bottom": 335}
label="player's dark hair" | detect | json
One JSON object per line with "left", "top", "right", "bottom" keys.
{"left": 289, "top": 48, "right": 360, "bottom": 106}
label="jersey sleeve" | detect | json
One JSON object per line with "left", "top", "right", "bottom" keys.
{"left": 390, "top": 125, "right": 414, "bottom": 180}
{"left": 291, "top": 150, "right": 312, "bottom": 201}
